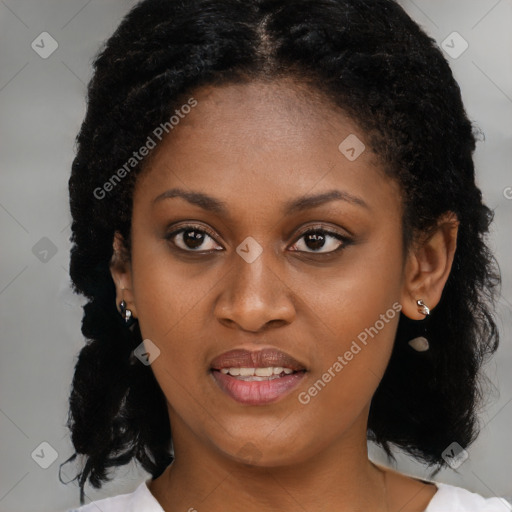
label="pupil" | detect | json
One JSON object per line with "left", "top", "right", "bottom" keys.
{"left": 184, "top": 229, "right": 205, "bottom": 249}
{"left": 306, "top": 231, "right": 325, "bottom": 250}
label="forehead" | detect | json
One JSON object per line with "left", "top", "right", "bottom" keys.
{"left": 134, "top": 78, "right": 400, "bottom": 218}
{"left": 162, "top": 78, "right": 365, "bottom": 152}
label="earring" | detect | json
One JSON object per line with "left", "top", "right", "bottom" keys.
{"left": 408, "top": 299, "right": 430, "bottom": 352}
{"left": 119, "top": 300, "right": 132, "bottom": 323}
{"left": 416, "top": 299, "right": 430, "bottom": 316}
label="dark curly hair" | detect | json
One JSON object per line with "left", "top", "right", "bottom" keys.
{"left": 61, "top": 0, "right": 501, "bottom": 504}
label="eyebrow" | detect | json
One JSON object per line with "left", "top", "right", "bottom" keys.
{"left": 152, "top": 187, "right": 368, "bottom": 215}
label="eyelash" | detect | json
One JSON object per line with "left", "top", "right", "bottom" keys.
{"left": 164, "top": 223, "right": 352, "bottom": 256}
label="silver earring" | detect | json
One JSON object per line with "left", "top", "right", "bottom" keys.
{"left": 119, "top": 300, "right": 132, "bottom": 323}
{"left": 408, "top": 299, "right": 430, "bottom": 352}
{"left": 416, "top": 299, "right": 430, "bottom": 316}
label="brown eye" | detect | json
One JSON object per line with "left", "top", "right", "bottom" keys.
{"left": 166, "top": 225, "right": 223, "bottom": 252}
{"left": 290, "top": 228, "right": 350, "bottom": 254}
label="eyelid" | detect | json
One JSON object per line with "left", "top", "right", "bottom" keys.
{"left": 166, "top": 222, "right": 218, "bottom": 237}
{"left": 289, "top": 224, "right": 351, "bottom": 253}
{"left": 293, "top": 223, "right": 350, "bottom": 240}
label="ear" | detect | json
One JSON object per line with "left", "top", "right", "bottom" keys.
{"left": 400, "top": 212, "right": 459, "bottom": 320}
{"left": 110, "top": 231, "right": 137, "bottom": 318}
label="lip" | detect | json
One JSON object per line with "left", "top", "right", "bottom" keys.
{"left": 210, "top": 348, "right": 307, "bottom": 405}
{"left": 210, "top": 348, "right": 306, "bottom": 371}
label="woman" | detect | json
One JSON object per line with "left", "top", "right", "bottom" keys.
{"left": 62, "top": 0, "right": 511, "bottom": 510}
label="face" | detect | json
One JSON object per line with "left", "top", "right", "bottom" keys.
{"left": 114, "top": 79, "right": 413, "bottom": 467}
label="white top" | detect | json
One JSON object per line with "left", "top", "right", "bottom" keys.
{"left": 68, "top": 478, "right": 512, "bottom": 512}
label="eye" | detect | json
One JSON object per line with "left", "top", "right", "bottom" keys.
{"left": 289, "top": 227, "right": 350, "bottom": 254}
{"left": 165, "top": 224, "right": 351, "bottom": 255}
{"left": 165, "top": 224, "right": 223, "bottom": 252}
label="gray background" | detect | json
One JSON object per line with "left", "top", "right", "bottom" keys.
{"left": 0, "top": 1, "right": 511, "bottom": 511}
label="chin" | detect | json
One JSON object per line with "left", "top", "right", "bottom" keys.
{"left": 215, "top": 435, "right": 317, "bottom": 469}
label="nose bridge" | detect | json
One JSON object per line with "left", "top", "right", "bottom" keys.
{"left": 230, "top": 242, "right": 279, "bottom": 306}
{"left": 214, "top": 240, "right": 295, "bottom": 331}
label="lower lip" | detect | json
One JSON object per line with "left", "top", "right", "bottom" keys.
{"left": 211, "top": 370, "right": 306, "bottom": 405}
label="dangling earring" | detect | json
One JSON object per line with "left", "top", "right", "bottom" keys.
{"left": 408, "top": 299, "right": 430, "bottom": 352}
{"left": 119, "top": 300, "right": 132, "bottom": 323}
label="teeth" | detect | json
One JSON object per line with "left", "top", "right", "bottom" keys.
{"left": 255, "top": 367, "right": 273, "bottom": 377}
{"left": 219, "top": 367, "right": 297, "bottom": 377}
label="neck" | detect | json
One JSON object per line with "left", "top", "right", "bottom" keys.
{"left": 149, "top": 414, "right": 388, "bottom": 512}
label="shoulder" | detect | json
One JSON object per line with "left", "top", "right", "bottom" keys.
{"left": 426, "top": 482, "right": 512, "bottom": 512}
{"left": 377, "top": 464, "right": 511, "bottom": 512}
{"left": 67, "top": 479, "right": 164, "bottom": 512}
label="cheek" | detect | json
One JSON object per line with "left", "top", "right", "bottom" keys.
{"left": 128, "top": 233, "right": 233, "bottom": 411}
{"left": 132, "top": 279, "right": 212, "bottom": 389}
{"left": 130, "top": 229, "right": 210, "bottom": 339}
{"left": 301, "top": 234, "right": 404, "bottom": 342}
{"left": 130, "top": 248, "right": 213, "bottom": 414}
{"left": 294, "top": 286, "right": 400, "bottom": 443}
{"left": 294, "top": 242, "right": 404, "bottom": 410}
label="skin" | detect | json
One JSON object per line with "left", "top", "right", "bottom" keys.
{"left": 110, "top": 78, "right": 458, "bottom": 512}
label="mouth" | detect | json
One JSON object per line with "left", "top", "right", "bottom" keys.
{"left": 209, "top": 348, "right": 307, "bottom": 405}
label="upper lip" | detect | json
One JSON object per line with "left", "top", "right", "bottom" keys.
{"left": 210, "top": 348, "right": 307, "bottom": 371}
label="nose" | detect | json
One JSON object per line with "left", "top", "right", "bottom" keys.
{"left": 213, "top": 248, "right": 296, "bottom": 333}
